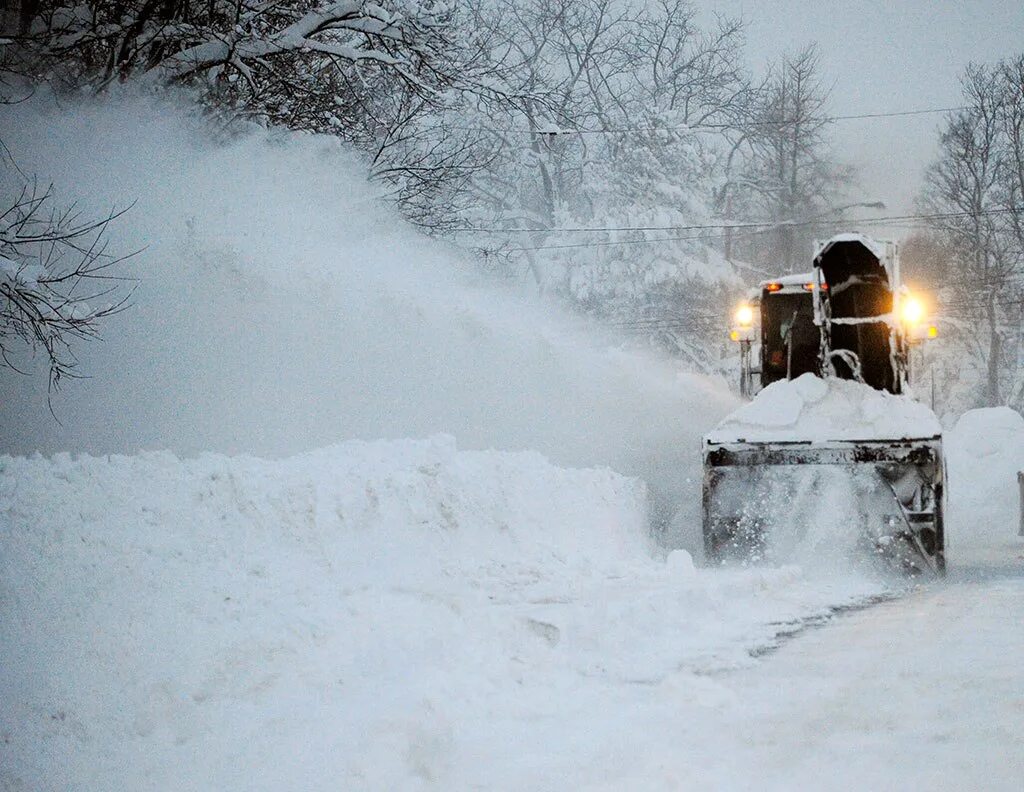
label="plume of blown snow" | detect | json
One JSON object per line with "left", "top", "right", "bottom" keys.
{"left": 0, "top": 89, "right": 738, "bottom": 541}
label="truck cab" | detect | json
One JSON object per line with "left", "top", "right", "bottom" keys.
{"left": 756, "top": 274, "right": 822, "bottom": 387}
{"left": 730, "top": 235, "right": 931, "bottom": 397}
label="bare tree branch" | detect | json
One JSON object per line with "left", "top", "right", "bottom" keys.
{"left": 0, "top": 170, "right": 136, "bottom": 391}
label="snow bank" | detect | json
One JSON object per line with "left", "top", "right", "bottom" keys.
{"left": 0, "top": 440, "right": 888, "bottom": 791}
{"left": 0, "top": 90, "right": 737, "bottom": 541}
{"left": 706, "top": 374, "right": 941, "bottom": 444}
{"left": 946, "top": 407, "right": 1024, "bottom": 545}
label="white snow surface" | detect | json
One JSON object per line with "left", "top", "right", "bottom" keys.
{"left": 3, "top": 91, "right": 1021, "bottom": 792}
{"left": 706, "top": 374, "right": 942, "bottom": 444}
{"left": 0, "top": 436, "right": 891, "bottom": 791}
{"left": 946, "top": 406, "right": 1024, "bottom": 544}
{"left": 818, "top": 231, "right": 887, "bottom": 261}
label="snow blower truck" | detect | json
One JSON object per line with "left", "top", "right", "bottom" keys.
{"left": 703, "top": 234, "right": 945, "bottom": 573}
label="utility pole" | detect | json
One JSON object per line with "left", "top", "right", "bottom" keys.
{"left": 739, "top": 337, "right": 753, "bottom": 398}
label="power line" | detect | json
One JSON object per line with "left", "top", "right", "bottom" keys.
{"left": 491, "top": 208, "right": 1024, "bottom": 253}
{"left": 448, "top": 104, "right": 974, "bottom": 136}
{"left": 460, "top": 207, "right": 1023, "bottom": 237}
{"left": 506, "top": 231, "right": 712, "bottom": 253}
{"left": 939, "top": 299, "right": 1024, "bottom": 311}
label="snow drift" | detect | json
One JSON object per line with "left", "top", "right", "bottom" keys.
{"left": 0, "top": 90, "right": 736, "bottom": 540}
{"left": 706, "top": 373, "right": 941, "bottom": 444}
{"left": 946, "top": 406, "right": 1024, "bottom": 546}
{"left": 0, "top": 438, "right": 890, "bottom": 791}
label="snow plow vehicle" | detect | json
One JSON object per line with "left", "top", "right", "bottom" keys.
{"left": 703, "top": 234, "right": 945, "bottom": 573}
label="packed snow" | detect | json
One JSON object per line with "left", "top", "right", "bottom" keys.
{"left": 946, "top": 407, "right": 1024, "bottom": 544}
{"left": 0, "top": 436, "right": 897, "bottom": 791}
{"left": 4, "top": 410, "right": 1019, "bottom": 790}
{"left": 818, "top": 231, "right": 887, "bottom": 261}
{"left": 705, "top": 373, "right": 942, "bottom": 444}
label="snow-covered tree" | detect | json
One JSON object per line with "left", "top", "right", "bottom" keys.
{"left": 919, "top": 57, "right": 1024, "bottom": 409}
{"left": 12, "top": 1, "right": 470, "bottom": 90}
{"left": 5, "top": 1, "right": 526, "bottom": 227}
{"left": 457, "top": 0, "right": 751, "bottom": 369}
{"left": 728, "top": 45, "right": 850, "bottom": 273}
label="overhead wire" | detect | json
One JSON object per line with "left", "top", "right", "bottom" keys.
{"left": 445, "top": 104, "right": 980, "bottom": 136}
{"left": 450, "top": 101, "right": 1024, "bottom": 257}
{"left": 460, "top": 207, "right": 1024, "bottom": 239}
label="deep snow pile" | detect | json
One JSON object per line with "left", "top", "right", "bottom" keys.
{"left": 946, "top": 407, "right": 1024, "bottom": 546}
{"left": 0, "top": 439, "right": 889, "bottom": 791}
{"left": 706, "top": 373, "right": 941, "bottom": 444}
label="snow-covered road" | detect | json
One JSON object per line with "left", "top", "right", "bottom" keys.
{"left": 3, "top": 407, "right": 1023, "bottom": 791}
{"left": 591, "top": 539, "right": 1024, "bottom": 791}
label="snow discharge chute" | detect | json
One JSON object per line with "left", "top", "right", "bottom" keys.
{"left": 704, "top": 234, "right": 945, "bottom": 574}
{"left": 814, "top": 235, "right": 900, "bottom": 393}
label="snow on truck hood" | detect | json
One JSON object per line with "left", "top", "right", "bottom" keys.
{"left": 705, "top": 374, "right": 941, "bottom": 445}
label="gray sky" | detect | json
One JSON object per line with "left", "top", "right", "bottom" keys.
{"left": 697, "top": 0, "right": 1024, "bottom": 223}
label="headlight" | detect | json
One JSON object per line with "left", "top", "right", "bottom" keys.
{"left": 901, "top": 295, "right": 924, "bottom": 326}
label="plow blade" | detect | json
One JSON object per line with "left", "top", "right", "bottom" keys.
{"left": 702, "top": 436, "right": 945, "bottom": 574}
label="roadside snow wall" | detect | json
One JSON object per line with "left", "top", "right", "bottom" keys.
{"left": 946, "top": 407, "right": 1024, "bottom": 545}
{"left": 0, "top": 438, "right": 887, "bottom": 791}
{"left": 0, "top": 437, "right": 647, "bottom": 790}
